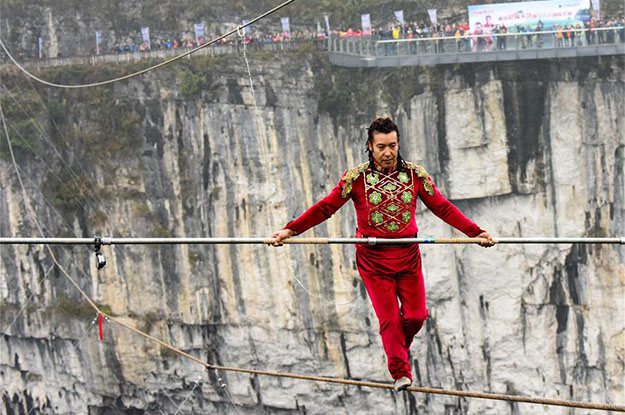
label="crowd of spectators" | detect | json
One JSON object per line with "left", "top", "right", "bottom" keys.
{"left": 106, "top": 14, "right": 624, "bottom": 56}
{"left": 111, "top": 28, "right": 326, "bottom": 55}
{"left": 368, "top": 15, "right": 624, "bottom": 53}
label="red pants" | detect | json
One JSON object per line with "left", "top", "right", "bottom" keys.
{"left": 356, "top": 243, "right": 428, "bottom": 381}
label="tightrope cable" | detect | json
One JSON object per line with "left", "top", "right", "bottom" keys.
{"left": 0, "top": 0, "right": 299, "bottom": 88}
{"left": 105, "top": 306, "right": 625, "bottom": 412}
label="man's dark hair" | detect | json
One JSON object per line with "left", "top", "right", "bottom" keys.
{"left": 366, "top": 117, "right": 406, "bottom": 170}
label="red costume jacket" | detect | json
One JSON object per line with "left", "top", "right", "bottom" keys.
{"left": 286, "top": 161, "right": 483, "bottom": 238}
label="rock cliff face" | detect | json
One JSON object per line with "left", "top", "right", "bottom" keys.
{"left": 0, "top": 54, "right": 624, "bottom": 414}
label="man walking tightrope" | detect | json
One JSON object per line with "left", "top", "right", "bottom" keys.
{"left": 272, "top": 117, "right": 494, "bottom": 391}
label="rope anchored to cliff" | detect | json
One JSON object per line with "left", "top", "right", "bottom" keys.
{"left": 189, "top": 367, "right": 625, "bottom": 413}
{"left": 105, "top": 310, "right": 625, "bottom": 413}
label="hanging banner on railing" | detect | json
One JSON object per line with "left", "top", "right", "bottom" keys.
{"left": 194, "top": 23, "right": 205, "bottom": 45}
{"left": 427, "top": 9, "right": 438, "bottom": 25}
{"left": 590, "top": 0, "right": 600, "bottom": 19}
{"left": 281, "top": 17, "right": 291, "bottom": 37}
{"left": 95, "top": 31, "right": 102, "bottom": 55}
{"left": 468, "top": 0, "right": 592, "bottom": 33}
{"left": 361, "top": 13, "right": 372, "bottom": 35}
{"left": 242, "top": 19, "right": 252, "bottom": 35}
{"left": 394, "top": 10, "right": 405, "bottom": 25}
{"left": 141, "top": 27, "right": 151, "bottom": 50}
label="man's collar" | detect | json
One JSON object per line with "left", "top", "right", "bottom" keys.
{"left": 373, "top": 160, "right": 398, "bottom": 174}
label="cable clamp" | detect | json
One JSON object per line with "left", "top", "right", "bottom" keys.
{"left": 94, "top": 236, "right": 106, "bottom": 269}
{"left": 237, "top": 25, "right": 245, "bottom": 38}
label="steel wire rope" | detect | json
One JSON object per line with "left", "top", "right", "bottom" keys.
{"left": 0, "top": 83, "right": 110, "bottom": 212}
{"left": 81, "top": 306, "right": 625, "bottom": 413}
{"left": 173, "top": 370, "right": 207, "bottom": 415}
{"left": 9, "top": 163, "right": 98, "bottom": 255}
{"left": 3, "top": 264, "right": 55, "bottom": 334}
{"left": 0, "top": 80, "right": 101, "bottom": 314}
{"left": 237, "top": 28, "right": 363, "bottom": 308}
{"left": 215, "top": 369, "right": 242, "bottom": 415}
{"left": 5, "top": 78, "right": 112, "bottom": 210}
{"left": 0, "top": 0, "right": 299, "bottom": 89}
{"left": 0, "top": 101, "right": 88, "bottom": 209}
{"left": 0, "top": 97, "right": 95, "bottom": 332}
{"left": 0, "top": 90, "right": 113, "bottom": 273}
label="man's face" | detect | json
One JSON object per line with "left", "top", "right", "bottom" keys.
{"left": 368, "top": 130, "right": 399, "bottom": 169}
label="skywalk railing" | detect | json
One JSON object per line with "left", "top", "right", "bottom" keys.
{"left": 16, "top": 39, "right": 329, "bottom": 70}
{"left": 328, "top": 26, "right": 625, "bottom": 58}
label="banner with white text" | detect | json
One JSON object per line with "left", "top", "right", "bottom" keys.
{"left": 468, "top": 0, "right": 592, "bottom": 33}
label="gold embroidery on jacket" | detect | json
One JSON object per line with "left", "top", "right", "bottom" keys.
{"left": 364, "top": 167, "right": 415, "bottom": 233}
{"left": 404, "top": 162, "right": 435, "bottom": 196}
{"left": 340, "top": 162, "right": 368, "bottom": 198}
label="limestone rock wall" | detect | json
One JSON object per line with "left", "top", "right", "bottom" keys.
{"left": 0, "top": 55, "right": 624, "bottom": 414}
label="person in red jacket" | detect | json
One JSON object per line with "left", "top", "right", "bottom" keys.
{"left": 272, "top": 117, "right": 494, "bottom": 391}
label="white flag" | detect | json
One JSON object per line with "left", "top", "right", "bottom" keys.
{"left": 194, "top": 23, "right": 205, "bottom": 44}
{"left": 361, "top": 14, "right": 372, "bottom": 35}
{"left": 141, "top": 27, "right": 151, "bottom": 49}
{"left": 281, "top": 17, "right": 291, "bottom": 36}
{"left": 394, "top": 10, "right": 404, "bottom": 25}
{"left": 95, "top": 31, "right": 102, "bottom": 55}
{"left": 427, "top": 9, "right": 437, "bottom": 25}
{"left": 324, "top": 14, "right": 330, "bottom": 32}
